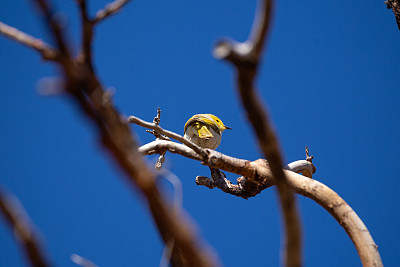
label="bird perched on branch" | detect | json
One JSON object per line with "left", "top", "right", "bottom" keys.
{"left": 184, "top": 114, "right": 231, "bottom": 149}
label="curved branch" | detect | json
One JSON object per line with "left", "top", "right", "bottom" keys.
{"left": 288, "top": 172, "right": 383, "bottom": 267}
{"left": 0, "top": 189, "right": 52, "bottom": 267}
{"left": 138, "top": 139, "right": 383, "bottom": 266}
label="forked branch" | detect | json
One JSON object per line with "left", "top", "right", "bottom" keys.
{"left": 0, "top": 1, "right": 218, "bottom": 266}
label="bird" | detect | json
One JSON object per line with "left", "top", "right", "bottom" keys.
{"left": 183, "top": 114, "right": 231, "bottom": 149}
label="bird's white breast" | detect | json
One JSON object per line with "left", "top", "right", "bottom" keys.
{"left": 184, "top": 124, "right": 222, "bottom": 150}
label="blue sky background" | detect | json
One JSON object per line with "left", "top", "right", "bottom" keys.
{"left": 0, "top": 0, "right": 399, "bottom": 266}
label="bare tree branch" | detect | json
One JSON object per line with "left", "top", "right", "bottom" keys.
{"left": 145, "top": 108, "right": 171, "bottom": 170}
{"left": 0, "top": 188, "right": 52, "bottom": 267}
{"left": 92, "top": 0, "right": 132, "bottom": 25}
{"left": 71, "top": 254, "right": 98, "bottom": 267}
{"left": 137, "top": 138, "right": 383, "bottom": 266}
{"left": 33, "top": 0, "right": 73, "bottom": 65}
{"left": 290, "top": 173, "right": 383, "bottom": 267}
{"left": 75, "top": 0, "right": 132, "bottom": 64}
{"left": 0, "top": 1, "right": 220, "bottom": 266}
{"left": 197, "top": 167, "right": 251, "bottom": 198}
{"left": 0, "top": 21, "right": 59, "bottom": 61}
{"left": 214, "top": 0, "right": 302, "bottom": 266}
{"left": 385, "top": 0, "right": 400, "bottom": 30}
{"left": 75, "top": 0, "right": 94, "bottom": 66}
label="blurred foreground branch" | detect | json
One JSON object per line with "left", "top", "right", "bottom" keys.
{"left": 213, "top": 0, "right": 301, "bottom": 266}
{"left": 0, "top": 1, "right": 218, "bottom": 266}
{"left": 0, "top": 21, "right": 59, "bottom": 61}
{"left": 0, "top": 189, "right": 51, "bottom": 267}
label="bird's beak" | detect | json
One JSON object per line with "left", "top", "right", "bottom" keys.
{"left": 224, "top": 126, "right": 232, "bottom": 130}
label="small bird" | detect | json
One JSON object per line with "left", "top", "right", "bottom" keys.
{"left": 184, "top": 114, "right": 231, "bottom": 149}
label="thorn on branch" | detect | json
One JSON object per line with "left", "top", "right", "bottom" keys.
{"left": 305, "top": 146, "right": 316, "bottom": 175}
{"left": 154, "top": 107, "right": 161, "bottom": 125}
{"left": 305, "top": 146, "right": 313, "bottom": 162}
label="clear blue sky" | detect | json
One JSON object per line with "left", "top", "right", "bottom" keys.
{"left": 1, "top": 0, "right": 399, "bottom": 266}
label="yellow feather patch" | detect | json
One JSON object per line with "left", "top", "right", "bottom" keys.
{"left": 197, "top": 124, "right": 213, "bottom": 139}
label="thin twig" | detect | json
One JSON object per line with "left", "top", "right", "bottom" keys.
{"left": 144, "top": 108, "right": 170, "bottom": 170}
{"left": 92, "top": 0, "right": 132, "bottom": 25}
{"left": 33, "top": 0, "right": 72, "bottom": 65}
{"left": 0, "top": 189, "right": 51, "bottom": 267}
{"left": 75, "top": 0, "right": 94, "bottom": 66}
{"left": 71, "top": 254, "right": 98, "bottom": 267}
{"left": 214, "top": 0, "right": 302, "bottom": 266}
{"left": 128, "top": 115, "right": 208, "bottom": 160}
{"left": 0, "top": 21, "right": 59, "bottom": 61}
{"left": 146, "top": 108, "right": 170, "bottom": 141}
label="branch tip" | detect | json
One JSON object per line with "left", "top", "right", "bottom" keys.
{"left": 93, "top": 0, "right": 132, "bottom": 25}
{"left": 0, "top": 21, "right": 60, "bottom": 61}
